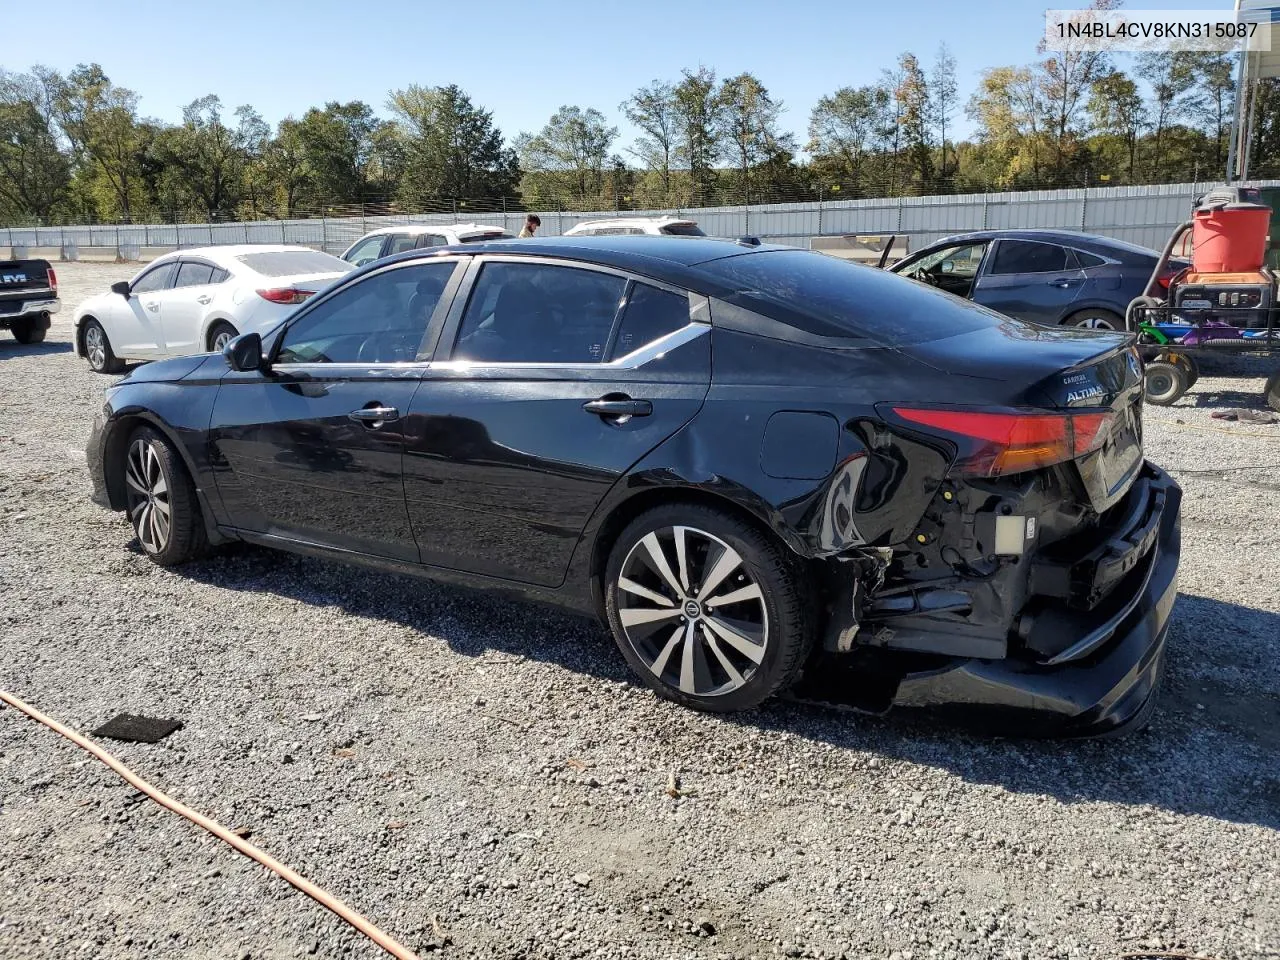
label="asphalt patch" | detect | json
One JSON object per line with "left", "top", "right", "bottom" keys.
{"left": 91, "top": 713, "right": 183, "bottom": 744}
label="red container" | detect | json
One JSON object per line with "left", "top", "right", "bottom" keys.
{"left": 1191, "top": 203, "right": 1271, "bottom": 273}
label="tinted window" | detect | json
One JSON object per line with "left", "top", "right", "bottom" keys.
{"left": 1073, "top": 249, "right": 1106, "bottom": 268}
{"left": 611, "top": 284, "right": 689, "bottom": 359}
{"left": 386, "top": 234, "right": 420, "bottom": 255}
{"left": 132, "top": 263, "right": 176, "bottom": 294}
{"left": 240, "top": 250, "right": 351, "bottom": 277}
{"left": 344, "top": 236, "right": 384, "bottom": 265}
{"left": 459, "top": 231, "right": 513, "bottom": 243}
{"left": 700, "top": 250, "right": 1007, "bottom": 345}
{"left": 453, "top": 262, "right": 626, "bottom": 363}
{"left": 211, "top": 267, "right": 230, "bottom": 283}
{"left": 277, "top": 263, "right": 455, "bottom": 364}
{"left": 989, "top": 241, "right": 1070, "bottom": 274}
{"left": 660, "top": 223, "right": 705, "bottom": 236}
{"left": 174, "top": 262, "right": 215, "bottom": 288}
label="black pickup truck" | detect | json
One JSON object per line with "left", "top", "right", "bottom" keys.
{"left": 0, "top": 258, "right": 60, "bottom": 343}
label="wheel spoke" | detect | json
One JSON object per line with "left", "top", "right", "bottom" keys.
{"left": 640, "top": 532, "right": 683, "bottom": 597}
{"left": 697, "top": 543, "right": 742, "bottom": 599}
{"left": 125, "top": 459, "right": 147, "bottom": 495}
{"left": 649, "top": 624, "right": 685, "bottom": 677}
{"left": 704, "top": 615, "right": 766, "bottom": 664}
{"left": 618, "top": 576, "right": 674, "bottom": 607}
{"left": 704, "top": 628, "right": 745, "bottom": 687}
{"left": 151, "top": 472, "right": 168, "bottom": 497}
{"left": 678, "top": 619, "right": 698, "bottom": 694}
{"left": 151, "top": 495, "right": 170, "bottom": 518}
{"left": 673, "top": 526, "right": 691, "bottom": 592}
{"left": 619, "top": 605, "right": 682, "bottom": 627}
{"left": 137, "top": 503, "right": 153, "bottom": 550}
{"left": 153, "top": 503, "right": 170, "bottom": 545}
{"left": 705, "top": 582, "right": 763, "bottom": 609}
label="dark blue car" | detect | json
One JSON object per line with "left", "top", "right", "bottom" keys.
{"left": 890, "top": 229, "right": 1186, "bottom": 330}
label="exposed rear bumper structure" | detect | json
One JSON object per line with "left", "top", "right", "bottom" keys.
{"left": 0, "top": 298, "right": 58, "bottom": 328}
{"left": 792, "top": 462, "right": 1182, "bottom": 737}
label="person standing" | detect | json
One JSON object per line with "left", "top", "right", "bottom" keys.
{"left": 518, "top": 213, "right": 541, "bottom": 238}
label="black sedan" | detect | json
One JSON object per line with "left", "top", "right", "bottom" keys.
{"left": 87, "top": 237, "right": 1181, "bottom": 735}
{"left": 890, "top": 229, "right": 1187, "bottom": 329}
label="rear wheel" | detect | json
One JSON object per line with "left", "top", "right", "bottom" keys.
{"left": 83, "top": 318, "right": 125, "bottom": 373}
{"left": 207, "top": 321, "right": 238, "bottom": 353}
{"left": 123, "top": 425, "right": 207, "bottom": 566}
{"left": 1064, "top": 308, "right": 1122, "bottom": 331}
{"left": 604, "top": 504, "right": 814, "bottom": 712}
{"left": 10, "top": 315, "right": 47, "bottom": 344}
{"left": 1168, "top": 352, "right": 1199, "bottom": 389}
{"left": 1144, "top": 360, "right": 1189, "bottom": 406}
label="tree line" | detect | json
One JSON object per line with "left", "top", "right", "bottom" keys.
{"left": 2, "top": 32, "right": 1278, "bottom": 226}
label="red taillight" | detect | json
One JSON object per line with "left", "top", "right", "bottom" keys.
{"left": 892, "top": 407, "right": 1116, "bottom": 477}
{"left": 47, "top": 267, "right": 58, "bottom": 295}
{"left": 256, "top": 287, "right": 314, "bottom": 304}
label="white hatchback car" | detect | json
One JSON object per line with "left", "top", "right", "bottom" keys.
{"left": 74, "top": 245, "right": 353, "bottom": 373}
{"left": 340, "top": 223, "right": 515, "bottom": 266}
{"left": 563, "top": 216, "right": 705, "bottom": 238}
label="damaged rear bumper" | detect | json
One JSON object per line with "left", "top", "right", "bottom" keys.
{"left": 793, "top": 462, "right": 1182, "bottom": 737}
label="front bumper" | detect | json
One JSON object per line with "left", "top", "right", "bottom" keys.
{"left": 791, "top": 461, "right": 1182, "bottom": 737}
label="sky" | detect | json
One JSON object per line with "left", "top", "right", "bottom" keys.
{"left": 18, "top": 0, "right": 1233, "bottom": 153}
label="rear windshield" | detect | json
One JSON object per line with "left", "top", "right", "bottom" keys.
{"left": 660, "top": 222, "right": 705, "bottom": 236}
{"left": 459, "top": 231, "right": 513, "bottom": 243}
{"left": 237, "top": 250, "right": 351, "bottom": 277}
{"left": 701, "top": 249, "right": 1009, "bottom": 345}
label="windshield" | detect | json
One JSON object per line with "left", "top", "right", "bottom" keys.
{"left": 701, "top": 249, "right": 1014, "bottom": 346}
{"left": 237, "top": 250, "right": 352, "bottom": 277}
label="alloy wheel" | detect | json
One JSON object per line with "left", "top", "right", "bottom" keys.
{"left": 212, "top": 329, "right": 235, "bottom": 352}
{"left": 125, "top": 438, "right": 172, "bottom": 554}
{"left": 85, "top": 324, "right": 107, "bottom": 370}
{"left": 615, "top": 525, "right": 769, "bottom": 698}
{"left": 1074, "top": 315, "right": 1116, "bottom": 330}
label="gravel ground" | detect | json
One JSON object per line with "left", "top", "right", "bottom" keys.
{"left": 1, "top": 262, "right": 1278, "bottom": 960}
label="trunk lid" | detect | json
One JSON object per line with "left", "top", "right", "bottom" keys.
{"left": 0, "top": 259, "right": 52, "bottom": 296}
{"left": 897, "top": 323, "right": 1145, "bottom": 512}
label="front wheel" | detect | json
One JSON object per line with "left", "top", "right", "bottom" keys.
{"left": 83, "top": 319, "right": 125, "bottom": 373}
{"left": 123, "top": 426, "right": 208, "bottom": 566}
{"left": 1064, "top": 308, "right": 1122, "bottom": 331}
{"left": 604, "top": 504, "right": 814, "bottom": 712}
{"left": 207, "top": 321, "right": 238, "bottom": 353}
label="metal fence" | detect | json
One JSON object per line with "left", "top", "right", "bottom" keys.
{"left": 4, "top": 179, "right": 1279, "bottom": 260}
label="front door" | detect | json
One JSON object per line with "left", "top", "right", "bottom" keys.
{"left": 972, "top": 239, "right": 1086, "bottom": 325}
{"left": 402, "top": 258, "right": 712, "bottom": 587}
{"left": 207, "top": 259, "right": 461, "bottom": 561}
{"left": 111, "top": 261, "right": 176, "bottom": 358}
{"left": 162, "top": 259, "right": 218, "bottom": 356}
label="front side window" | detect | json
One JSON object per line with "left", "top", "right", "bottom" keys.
{"left": 276, "top": 262, "right": 455, "bottom": 364}
{"left": 174, "top": 262, "right": 215, "bottom": 288}
{"left": 989, "top": 241, "right": 1071, "bottom": 275}
{"left": 453, "top": 262, "right": 626, "bottom": 364}
{"left": 132, "top": 262, "right": 177, "bottom": 294}
{"left": 386, "top": 234, "right": 420, "bottom": 255}
{"left": 611, "top": 284, "right": 690, "bottom": 359}
{"left": 900, "top": 243, "right": 987, "bottom": 281}
{"left": 343, "top": 236, "right": 385, "bottom": 265}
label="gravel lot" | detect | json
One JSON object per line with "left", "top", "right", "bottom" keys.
{"left": 1, "top": 262, "right": 1278, "bottom": 960}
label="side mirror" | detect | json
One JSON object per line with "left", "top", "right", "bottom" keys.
{"left": 111, "top": 280, "right": 130, "bottom": 297}
{"left": 223, "top": 332, "right": 263, "bottom": 371}
{"left": 939, "top": 260, "right": 956, "bottom": 274}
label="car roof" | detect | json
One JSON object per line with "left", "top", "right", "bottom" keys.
{"left": 162, "top": 244, "right": 326, "bottom": 265}
{"left": 358, "top": 223, "right": 512, "bottom": 238}
{"left": 925, "top": 229, "right": 1158, "bottom": 257}
{"left": 569, "top": 216, "right": 697, "bottom": 229}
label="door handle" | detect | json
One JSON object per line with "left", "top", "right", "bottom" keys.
{"left": 195, "top": 294, "right": 212, "bottom": 304}
{"left": 583, "top": 398, "right": 652, "bottom": 418}
{"left": 348, "top": 405, "right": 400, "bottom": 425}
{"left": 1047, "top": 279, "right": 1077, "bottom": 288}
{"left": 144, "top": 301, "right": 160, "bottom": 312}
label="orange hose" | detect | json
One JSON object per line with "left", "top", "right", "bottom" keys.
{"left": 0, "top": 688, "right": 422, "bottom": 960}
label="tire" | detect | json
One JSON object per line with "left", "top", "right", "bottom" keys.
{"left": 123, "top": 425, "right": 208, "bottom": 566}
{"left": 604, "top": 504, "right": 814, "bottom": 712}
{"left": 1064, "top": 308, "right": 1123, "bottom": 331}
{"left": 83, "top": 318, "right": 125, "bottom": 374}
{"left": 1169, "top": 352, "right": 1199, "bottom": 389}
{"left": 1143, "top": 360, "right": 1189, "bottom": 406}
{"left": 10, "top": 316, "right": 47, "bottom": 344}
{"left": 1265, "top": 371, "right": 1280, "bottom": 413}
{"left": 207, "top": 320, "right": 238, "bottom": 353}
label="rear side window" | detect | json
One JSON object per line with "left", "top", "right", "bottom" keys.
{"left": 453, "top": 262, "right": 626, "bottom": 363}
{"left": 132, "top": 262, "right": 176, "bottom": 294}
{"left": 417, "top": 234, "right": 447, "bottom": 248}
{"left": 459, "top": 231, "right": 511, "bottom": 243}
{"left": 239, "top": 250, "right": 351, "bottom": 277}
{"left": 700, "top": 250, "right": 1007, "bottom": 346}
{"left": 989, "top": 241, "right": 1070, "bottom": 274}
{"left": 611, "top": 284, "right": 689, "bottom": 359}
{"left": 174, "top": 262, "right": 215, "bottom": 288}
{"left": 1072, "top": 249, "right": 1107, "bottom": 268}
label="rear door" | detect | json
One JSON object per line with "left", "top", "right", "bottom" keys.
{"left": 972, "top": 239, "right": 1086, "bottom": 325}
{"left": 207, "top": 259, "right": 462, "bottom": 561}
{"left": 162, "top": 259, "right": 218, "bottom": 355}
{"left": 403, "top": 257, "right": 711, "bottom": 586}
